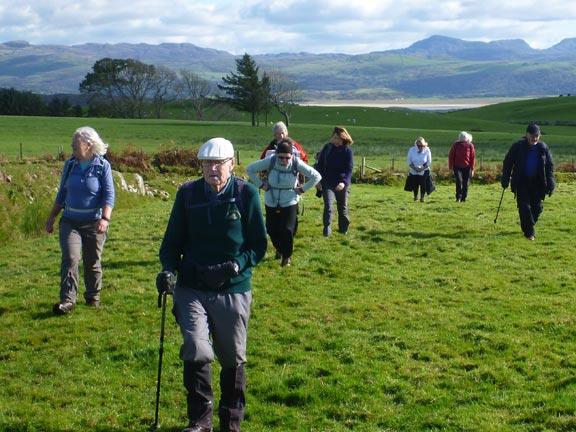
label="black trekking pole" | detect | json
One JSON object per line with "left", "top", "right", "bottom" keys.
{"left": 152, "top": 291, "right": 169, "bottom": 430}
{"left": 494, "top": 187, "right": 506, "bottom": 224}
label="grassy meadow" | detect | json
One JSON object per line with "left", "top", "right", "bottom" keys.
{"left": 1, "top": 98, "right": 576, "bottom": 431}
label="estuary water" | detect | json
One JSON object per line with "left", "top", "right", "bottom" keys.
{"left": 304, "top": 98, "right": 518, "bottom": 111}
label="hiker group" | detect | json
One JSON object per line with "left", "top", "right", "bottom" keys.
{"left": 403, "top": 123, "right": 555, "bottom": 241}
{"left": 45, "top": 120, "right": 554, "bottom": 432}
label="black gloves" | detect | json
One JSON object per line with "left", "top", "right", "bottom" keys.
{"left": 198, "top": 260, "right": 240, "bottom": 290}
{"left": 546, "top": 186, "right": 554, "bottom": 197}
{"left": 156, "top": 270, "right": 175, "bottom": 295}
{"left": 501, "top": 179, "right": 509, "bottom": 190}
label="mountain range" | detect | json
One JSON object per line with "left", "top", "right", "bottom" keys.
{"left": 1, "top": 35, "right": 576, "bottom": 100}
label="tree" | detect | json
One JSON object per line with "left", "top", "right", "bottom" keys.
{"left": 79, "top": 58, "right": 158, "bottom": 118}
{"left": 177, "top": 69, "right": 213, "bottom": 120}
{"left": 217, "top": 53, "right": 270, "bottom": 126}
{"left": 267, "top": 69, "right": 302, "bottom": 127}
{"left": 149, "top": 66, "right": 178, "bottom": 119}
{"left": 0, "top": 88, "right": 46, "bottom": 116}
{"left": 47, "top": 96, "right": 72, "bottom": 117}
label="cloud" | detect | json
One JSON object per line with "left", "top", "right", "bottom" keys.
{"left": 0, "top": 0, "right": 575, "bottom": 54}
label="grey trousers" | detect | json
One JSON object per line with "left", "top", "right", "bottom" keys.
{"left": 58, "top": 217, "right": 107, "bottom": 304}
{"left": 172, "top": 287, "right": 252, "bottom": 368}
{"left": 322, "top": 185, "right": 350, "bottom": 233}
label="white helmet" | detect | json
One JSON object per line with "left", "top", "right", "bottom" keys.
{"left": 198, "top": 138, "right": 235, "bottom": 160}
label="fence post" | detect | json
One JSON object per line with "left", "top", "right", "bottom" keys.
{"left": 360, "top": 157, "right": 365, "bottom": 179}
{"left": 20, "top": 143, "right": 23, "bottom": 161}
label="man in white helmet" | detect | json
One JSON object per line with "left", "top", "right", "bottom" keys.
{"left": 157, "top": 138, "right": 267, "bottom": 432}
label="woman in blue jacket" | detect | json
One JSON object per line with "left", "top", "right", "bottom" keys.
{"left": 45, "top": 126, "right": 115, "bottom": 314}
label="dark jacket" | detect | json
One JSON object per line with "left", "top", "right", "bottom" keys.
{"left": 314, "top": 143, "right": 354, "bottom": 188}
{"left": 159, "top": 176, "right": 267, "bottom": 293}
{"left": 501, "top": 137, "right": 555, "bottom": 199}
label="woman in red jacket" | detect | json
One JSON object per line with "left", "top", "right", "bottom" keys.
{"left": 448, "top": 131, "right": 476, "bottom": 202}
{"left": 260, "top": 121, "right": 308, "bottom": 164}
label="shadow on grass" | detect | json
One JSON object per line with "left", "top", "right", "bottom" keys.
{"left": 105, "top": 259, "right": 159, "bottom": 270}
{"left": 357, "top": 227, "right": 519, "bottom": 240}
{"left": 0, "top": 421, "right": 184, "bottom": 432}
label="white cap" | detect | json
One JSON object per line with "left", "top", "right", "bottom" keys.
{"left": 198, "top": 138, "right": 234, "bottom": 160}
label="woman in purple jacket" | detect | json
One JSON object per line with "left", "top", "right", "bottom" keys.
{"left": 45, "top": 126, "right": 115, "bottom": 315}
{"left": 314, "top": 126, "right": 354, "bottom": 237}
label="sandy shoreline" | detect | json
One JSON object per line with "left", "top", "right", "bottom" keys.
{"left": 302, "top": 98, "right": 518, "bottom": 109}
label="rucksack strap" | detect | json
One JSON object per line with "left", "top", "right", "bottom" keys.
{"left": 268, "top": 154, "right": 299, "bottom": 176}
{"left": 185, "top": 177, "right": 246, "bottom": 215}
{"left": 63, "top": 156, "right": 105, "bottom": 193}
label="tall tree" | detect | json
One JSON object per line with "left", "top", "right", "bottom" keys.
{"left": 150, "top": 66, "right": 178, "bottom": 119}
{"left": 177, "top": 69, "right": 213, "bottom": 120}
{"left": 79, "top": 58, "right": 158, "bottom": 118}
{"left": 267, "top": 69, "right": 302, "bottom": 127}
{"left": 217, "top": 53, "right": 270, "bottom": 126}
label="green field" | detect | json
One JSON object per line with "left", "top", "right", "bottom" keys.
{"left": 2, "top": 95, "right": 576, "bottom": 165}
{"left": 1, "top": 98, "right": 575, "bottom": 431}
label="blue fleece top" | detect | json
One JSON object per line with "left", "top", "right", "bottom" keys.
{"left": 55, "top": 156, "right": 115, "bottom": 221}
{"left": 524, "top": 145, "right": 539, "bottom": 177}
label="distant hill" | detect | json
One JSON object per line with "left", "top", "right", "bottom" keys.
{"left": 1, "top": 35, "right": 575, "bottom": 100}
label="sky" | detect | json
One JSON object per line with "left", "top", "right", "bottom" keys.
{"left": 1, "top": 0, "right": 576, "bottom": 55}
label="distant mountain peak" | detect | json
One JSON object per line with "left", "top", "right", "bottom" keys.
{"left": 549, "top": 37, "right": 576, "bottom": 51}
{"left": 399, "top": 35, "right": 538, "bottom": 60}
{"left": 1, "top": 36, "right": 576, "bottom": 98}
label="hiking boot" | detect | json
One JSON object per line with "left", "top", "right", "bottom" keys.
{"left": 181, "top": 424, "right": 212, "bottom": 432}
{"left": 281, "top": 257, "right": 291, "bottom": 267}
{"left": 86, "top": 299, "right": 100, "bottom": 307}
{"left": 53, "top": 302, "right": 74, "bottom": 315}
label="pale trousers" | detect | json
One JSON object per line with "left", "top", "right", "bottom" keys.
{"left": 172, "top": 287, "right": 252, "bottom": 368}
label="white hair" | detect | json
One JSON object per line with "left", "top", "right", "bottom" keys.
{"left": 458, "top": 131, "right": 472, "bottom": 143}
{"left": 272, "top": 121, "right": 288, "bottom": 135}
{"left": 74, "top": 126, "right": 109, "bottom": 156}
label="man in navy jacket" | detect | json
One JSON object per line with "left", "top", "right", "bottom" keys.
{"left": 501, "top": 123, "right": 555, "bottom": 240}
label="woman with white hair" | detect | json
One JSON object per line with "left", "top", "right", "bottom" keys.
{"left": 45, "top": 126, "right": 115, "bottom": 314}
{"left": 405, "top": 137, "right": 432, "bottom": 202}
{"left": 448, "top": 131, "right": 476, "bottom": 202}
{"left": 259, "top": 121, "right": 309, "bottom": 164}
